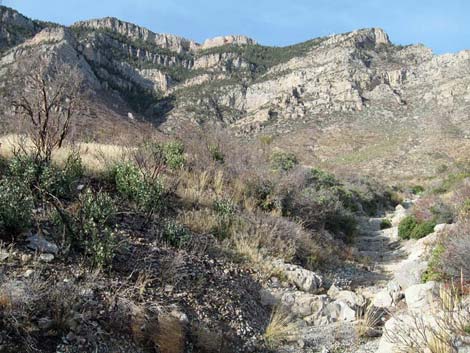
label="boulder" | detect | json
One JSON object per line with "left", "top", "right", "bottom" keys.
{"left": 392, "top": 205, "right": 407, "bottom": 226}
{"left": 27, "top": 234, "right": 59, "bottom": 254}
{"left": 405, "top": 281, "right": 438, "bottom": 311}
{"left": 324, "top": 300, "right": 356, "bottom": 322}
{"left": 394, "top": 258, "right": 428, "bottom": 290}
{"left": 274, "top": 261, "right": 323, "bottom": 293}
{"left": 334, "top": 290, "right": 366, "bottom": 308}
{"left": 373, "top": 290, "right": 393, "bottom": 308}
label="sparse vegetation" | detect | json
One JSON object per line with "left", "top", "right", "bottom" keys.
{"left": 264, "top": 306, "right": 300, "bottom": 349}
{"left": 380, "top": 219, "right": 392, "bottom": 229}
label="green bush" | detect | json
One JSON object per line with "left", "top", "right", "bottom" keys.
{"left": 270, "top": 151, "right": 298, "bottom": 172}
{"left": 398, "top": 215, "right": 418, "bottom": 240}
{"left": 422, "top": 244, "right": 445, "bottom": 282}
{"left": 7, "top": 153, "right": 83, "bottom": 199}
{"left": 135, "top": 141, "right": 186, "bottom": 172}
{"left": 213, "top": 198, "right": 236, "bottom": 217}
{"left": 77, "top": 189, "right": 116, "bottom": 268}
{"left": 411, "top": 185, "right": 425, "bottom": 195}
{"left": 409, "top": 220, "right": 436, "bottom": 240}
{"left": 162, "top": 220, "right": 191, "bottom": 247}
{"left": 0, "top": 177, "right": 34, "bottom": 235}
{"left": 398, "top": 215, "right": 436, "bottom": 240}
{"left": 308, "top": 168, "right": 339, "bottom": 188}
{"left": 163, "top": 141, "right": 186, "bottom": 170}
{"left": 113, "top": 163, "right": 165, "bottom": 216}
{"left": 380, "top": 219, "right": 392, "bottom": 230}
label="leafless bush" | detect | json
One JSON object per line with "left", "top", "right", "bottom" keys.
{"left": 441, "top": 220, "right": 470, "bottom": 279}
{"left": 9, "top": 56, "right": 86, "bottom": 164}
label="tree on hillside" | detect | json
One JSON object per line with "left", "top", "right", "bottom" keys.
{"left": 10, "top": 57, "right": 85, "bottom": 164}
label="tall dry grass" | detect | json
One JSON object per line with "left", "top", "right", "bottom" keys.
{"left": 0, "top": 134, "right": 127, "bottom": 173}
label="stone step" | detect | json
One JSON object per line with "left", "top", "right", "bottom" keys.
{"left": 358, "top": 250, "right": 400, "bottom": 261}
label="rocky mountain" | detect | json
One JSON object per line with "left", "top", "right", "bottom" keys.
{"left": 1, "top": 5, "right": 470, "bottom": 181}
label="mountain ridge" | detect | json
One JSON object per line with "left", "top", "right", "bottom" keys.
{"left": 1, "top": 5, "right": 470, "bottom": 183}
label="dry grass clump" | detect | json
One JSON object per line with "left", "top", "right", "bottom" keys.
{"left": 232, "top": 232, "right": 276, "bottom": 278}
{"left": 264, "top": 306, "right": 300, "bottom": 349}
{"left": 179, "top": 208, "right": 220, "bottom": 235}
{"left": 112, "top": 299, "right": 186, "bottom": 353}
{"left": 356, "top": 302, "right": 386, "bottom": 338}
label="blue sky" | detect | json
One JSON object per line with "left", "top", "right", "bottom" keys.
{"left": 3, "top": 0, "right": 470, "bottom": 54}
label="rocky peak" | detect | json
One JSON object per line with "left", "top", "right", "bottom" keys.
{"left": 201, "top": 35, "right": 257, "bottom": 50}
{"left": 321, "top": 27, "right": 391, "bottom": 50}
{"left": 0, "top": 6, "right": 34, "bottom": 28}
{"left": 0, "top": 6, "right": 39, "bottom": 52}
{"left": 72, "top": 17, "right": 199, "bottom": 53}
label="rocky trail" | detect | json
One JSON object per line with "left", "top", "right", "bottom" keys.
{"left": 267, "top": 199, "right": 452, "bottom": 353}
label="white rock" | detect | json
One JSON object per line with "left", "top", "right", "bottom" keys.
{"left": 405, "top": 281, "right": 438, "bottom": 311}
{"left": 335, "top": 290, "right": 366, "bottom": 308}
{"left": 39, "top": 253, "right": 55, "bottom": 262}
{"left": 373, "top": 290, "right": 393, "bottom": 308}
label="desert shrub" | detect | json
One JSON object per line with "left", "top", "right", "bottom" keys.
{"left": 413, "top": 196, "right": 453, "bottom": 224}
{"left": 207, "top": 143, "right": 224, "bottom": 163}
{"left": 163, "top": 141, "right": 186, "bottom": 170}
{"left": 325, "top": 209, "right": 358, "bottom": 242}
{"left": 162, "top": 220, "right": 191, "bottom": 247}
{"left": 308, "top": 168, "right": 339, "bottom": 188}
{"left": 398, "top": 215, "right": 418, "bottom": 240}
{"left": 270, "top": 151, "right": 298, "bottom": 172}
{"left": 7, "top": 152, "right": 83, "bottom": 199}
{"left": 134, "top": 141, "right": 185, "bottom": 173}
{"left": 380, "top": 219, "right": 393, "bottom": 230}
{"left": 409, "top": 220, "right": 436, "bottom": 240}
{"left": 411, "top": 185, "right": 425, "bottom": 195}
{"left": 113, "top": 163, "right": 165, "bottom": 216}
{"left": 77, "top": 189, "right": 117, "bottom": 268}
{"left": 398, "top": 215, "right": 435, "bottom": 240}
{"left": 210, "top": 198, "right": 238, "bottom": 239}
{"left": 429, "top": 202, "right": 453, "bottom": 224}
{"left": 441, "top": 221, "right": 470, "bottom": 279}
{"left": 0, "top": 177, "right": 34, "bottom": 236}
{"left": 213, "top": 198, "right": 236, "bottom": 217}
{"left": 53, "top": 189, "right": 116, "bottom": 268}
{"left": 434, "top": 171, "right": 470, "bottom": 194}
{"left": 422, "top": 244, "right": 445, "bottom": 282}
{"left": 245, "top": 177, "right": 276, "bottom": 211}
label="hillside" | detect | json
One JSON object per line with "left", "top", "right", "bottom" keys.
{"left": 1, "top": 6, "right": 470, "bottom": 183}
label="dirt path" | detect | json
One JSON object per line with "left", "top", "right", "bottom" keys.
{"left": 279, "top": 202, "right": 414, "bottom": 353}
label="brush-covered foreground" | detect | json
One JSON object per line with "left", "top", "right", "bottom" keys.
{"left": 0, "top": 129, "right": 399, "bottom": 352}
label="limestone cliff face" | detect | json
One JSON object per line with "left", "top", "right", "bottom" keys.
{"left": 2, "top": 7, "right": 470, "bottom": 179}
{"left": 73, "top": 17, "right": 199, "bottom": 53}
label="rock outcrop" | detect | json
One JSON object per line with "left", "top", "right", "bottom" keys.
{"left": 201, "top": 35, "right": 257, "bottom": 49}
